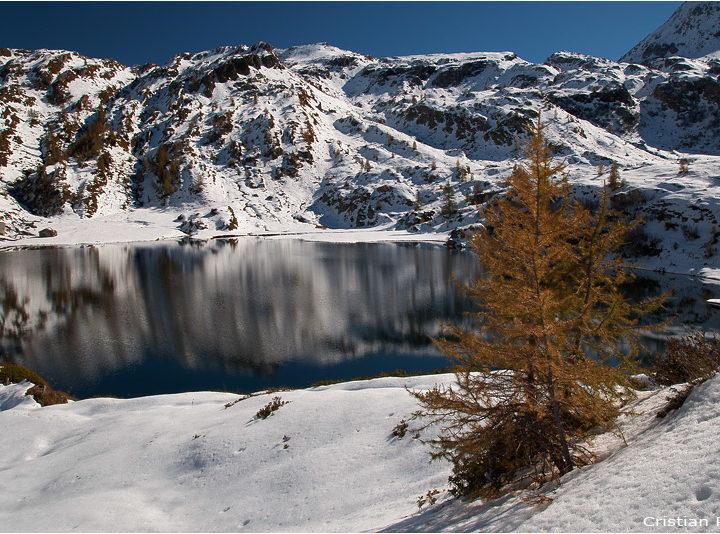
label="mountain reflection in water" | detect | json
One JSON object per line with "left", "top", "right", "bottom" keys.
{"left": 0, "top": 239, "right": 480, "bottom": 397}
{"left": 1, "top": 239, "right": 718, "bottom": 398}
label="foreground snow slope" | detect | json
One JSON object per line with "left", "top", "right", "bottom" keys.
{"left": 519, "top": 376, "right": 720, "bottom": 532}
{"left": 0, "top": 375, "right": 452, "bottom": 532}
{"left": 2, "top": 373, "right": 720, "bottom": 532}
{"left": 386, "top": 377, "right": 720, "bottom": 533}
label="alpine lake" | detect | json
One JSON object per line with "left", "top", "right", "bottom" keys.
{"left": 1, "top": 238, "right": 718, "bottom": 399}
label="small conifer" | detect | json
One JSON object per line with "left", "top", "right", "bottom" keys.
{"left": 608, "top": 162, "right": 623, "bottom": 191}
{"left": 678, "top": 158, "right": 690, "bottom": 175}
{"left": 441, "top": 181, "right": 457, "bottom": 217}
{"left": 42, "top": 128, "right": 64, "bottom": 166}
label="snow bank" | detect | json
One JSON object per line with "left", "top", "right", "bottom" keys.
{"left": 519, "top": 377, "right": 720, "bottom": 533}
{"left": 0, "top": 380, "right": 41, "bottom": 411}
{"left": 2, "top": 374, "right": 720, "bottom": 532}
{"left": 0, "top": 375, "right": 453, "bottom": 532}
{"left": 0, "top": 211, "right": 451, "bottom": 250}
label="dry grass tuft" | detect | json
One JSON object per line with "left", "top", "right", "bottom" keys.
{"left": 1, "top": 362, "right": 75, "bottom": 406}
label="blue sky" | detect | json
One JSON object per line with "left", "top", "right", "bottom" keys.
{"left": 2, "top": 2, "right": 681, "bottom": 66}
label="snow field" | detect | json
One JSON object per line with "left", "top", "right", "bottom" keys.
{"left": 3, "top": 373, "right": 720, "bottom": 532}
{"left": 0, "top": 375, "right": 453, "bottom": 532}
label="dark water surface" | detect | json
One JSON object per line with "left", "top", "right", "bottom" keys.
{"left": 0, "top": 239, "right": 479, "bottom": 398}
{"left": 1, "top": 239, "right": 718, "bottom": 398}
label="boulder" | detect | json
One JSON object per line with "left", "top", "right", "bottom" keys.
{"left": 38, "top": 228, "right": 57, "bottom": 238}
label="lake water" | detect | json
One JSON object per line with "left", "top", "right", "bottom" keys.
{"left": 1, "top": 239, "right": 718, "bottom": 399}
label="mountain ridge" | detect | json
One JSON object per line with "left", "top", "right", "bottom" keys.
{"left": 620, "top": 1, "right": 720, "bottom": 64}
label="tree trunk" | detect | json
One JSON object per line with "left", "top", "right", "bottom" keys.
{"left": 547, "top": 367, "right": 574, "bottom": 474}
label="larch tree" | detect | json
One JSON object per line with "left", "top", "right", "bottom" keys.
{"left": 412, "top": 118, "right": 662, "bottom": 497}
{"left": 608, "top": 162, "right": 623, "bottom": 191}
{"left": 441, "top": 181, "right": 458, "bottom": 218}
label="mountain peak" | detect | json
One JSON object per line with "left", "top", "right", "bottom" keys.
{"left": 620, "top": 1, "right": 720, "bottom": 65}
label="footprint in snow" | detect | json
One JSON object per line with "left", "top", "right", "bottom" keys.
{"left": 696, "top": 485, "right": 712, "bottom": 501}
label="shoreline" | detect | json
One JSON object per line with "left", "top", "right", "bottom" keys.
{"left": 0, "top": 211, "right": 452, "bottom": 252}
{"left": 4, "top": 223, "right": 720, "bottom": 284}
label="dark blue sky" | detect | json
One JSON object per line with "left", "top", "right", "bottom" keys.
{"left": 2, "top": 2, "right": 681, "bottom": 66}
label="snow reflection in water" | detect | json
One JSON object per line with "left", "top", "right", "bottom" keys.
{"left": 0, "top": 239, "right": 478, "bottom": 398}
{"left": 0, "top": 239, "right": 718, "bottom": 398}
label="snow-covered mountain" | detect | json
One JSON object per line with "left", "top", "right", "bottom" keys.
{"left": 1, "top": 3, "right": 720, "bottom": 275}
{"left": 620, "top": 1, "right": 720, "bottom": 64}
